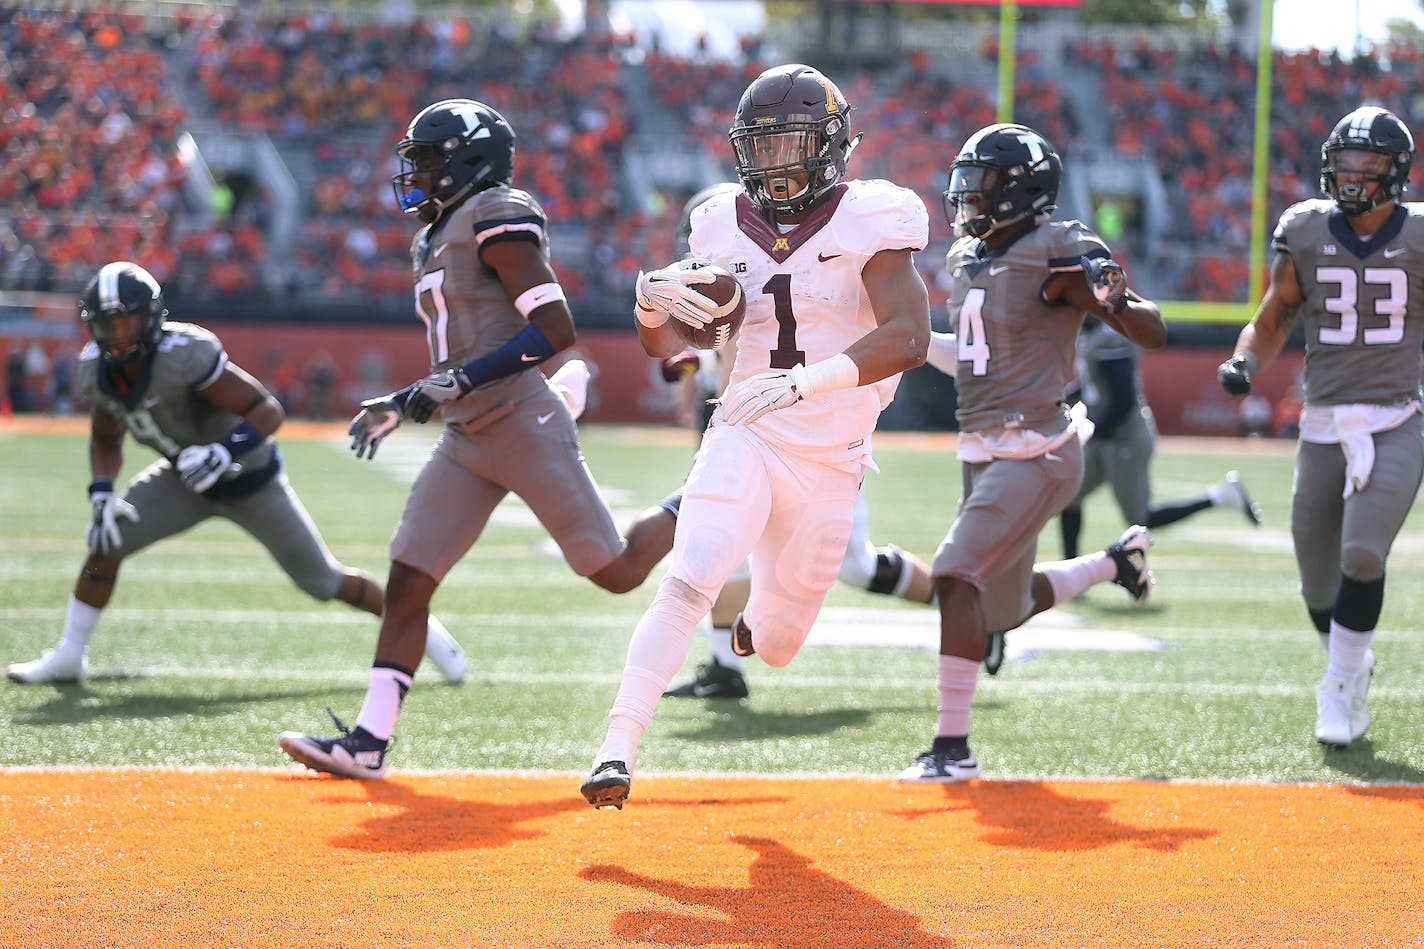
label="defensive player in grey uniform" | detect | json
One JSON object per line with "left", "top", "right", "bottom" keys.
{"left": 1218, "top": 106, "right": 1424, "bottom": 748}
{"left": 6, "top": 261, "right": 467, "bottom": 686}
{"left": 1058, "top": 316, "right": 1263, "bottom": 561}
{"left": 279, "top": 99, "right": 678, "bottom": 780}
{"left": 899, "top": 124, "right": 1169, "bottom": 782}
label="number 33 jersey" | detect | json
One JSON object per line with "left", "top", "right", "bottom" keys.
{"left": 1273, "top": 199, "right": 1424, "bottom": 406}
{"left": 688, "top": 179, "right": 929, "bottom": 464}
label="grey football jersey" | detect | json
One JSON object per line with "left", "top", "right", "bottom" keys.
{"left": 1076, "top": 319, "right": 1144, "bottom": 415}
{"left": 947, "top": 220, "right": 1110, "bottom": 434}
{"left": 1274, "top": 199, "right": 1424, "bottom": 405}
{"left": 76, "top": 322, "right": 276, "bottom": 475}
{"left": 409, "top": 185, "right": 553, "bottom": 424}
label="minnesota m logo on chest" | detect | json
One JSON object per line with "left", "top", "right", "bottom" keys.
{"left": 772, "top": 238, "right": 790, "bottom": 253}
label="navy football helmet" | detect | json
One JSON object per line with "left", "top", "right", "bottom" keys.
{"left": 728, "top": 64, "right": 860, "bottom": 216}
{"left": 79, "top": 261, "right": 167, "bottom": 364}
{"left": 392, "top": 99, "right": 515, "bottom": 224}
{"left": 1320, "top": 106, "right": 1414, "bottom": 216}
{"left": 943, "top": 124, "right": 1061, "bottom": 238}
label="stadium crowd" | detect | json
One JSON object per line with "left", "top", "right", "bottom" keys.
{"left": 3, "top": 4, "right": 1423, "bottom": 410}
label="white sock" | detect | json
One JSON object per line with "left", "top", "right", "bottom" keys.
{"left": 708, "top": 624, "right": 744, "bottom": 670}
{"left": 425, "top": 615, "right": 458, "bottom": 655}
{"left": 1326, "top": 622, "right": 1373, "bottom": 682}
{"left": 598, "top": 578, "right": 710, "bottom": 767}
{"left": 58, "top": 597, "right": 102, "bottom": 655}
{"left": 935, "top": 655, "right": 980, "bottom": 737}
{"left": 1035, "top": 552, "right": 1116, "bottom": 605}
{"left": 355, "top": 666, "right": 413, "bottom": 742}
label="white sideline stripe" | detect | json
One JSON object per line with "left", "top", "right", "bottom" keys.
{"left": 30, "top": 664, "right": 1424, "bottom": 698}
{"left": 4, "top": 606, "right": 1418, "bottom": 642}
{"left": 5, "top": 763, "right": 1419, "bottom": 788}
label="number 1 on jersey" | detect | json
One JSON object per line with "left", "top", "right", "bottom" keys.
{"left": 762, "top": 273, "right": 807, "bottom": 369}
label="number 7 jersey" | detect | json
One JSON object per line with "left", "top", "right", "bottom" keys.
{"left": 688, "top": 179, "right": 929, "bottom": 464}
{"left": 1273, "top": 199, "right": 1424, "bottom": 406}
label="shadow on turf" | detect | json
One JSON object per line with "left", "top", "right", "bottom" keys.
{"left": 667, "top": 705, "right": 877, "bottom": 741}
{"left": 582, "top": 834, "right": 958, "bottom": 948}
{"left": 1321, "top": 739, "right": 1424, "bottom": 789}
{"left": 11, "top": 682, "right": 341, "bottom": 725}
{"left": 891, "top": 781, "right": 1217, "bottom": 853}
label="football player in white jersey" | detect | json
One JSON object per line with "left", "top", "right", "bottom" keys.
{"left": 1218, "top": 106, "right": 1424, "bottom": 748}
{"left": 582, "top": 64, "right": 933, "bottom": 809}
{"left": 899, "top": 124, "right": 1168, "bottom": 782}
{"left": 6, "top": 262, "right": 467, "bottom": 687}
{"left": 659, "top": 184, "right": 936, "bottom": 700}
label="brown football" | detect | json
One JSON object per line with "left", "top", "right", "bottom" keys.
{"left": 672, "top": 263, "right": 745, "bottom": 351}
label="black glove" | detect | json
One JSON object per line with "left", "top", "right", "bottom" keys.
{"left": 1081, "top": 256, "right": 1129, "bottom": 315}
{"left": 406, "top": 368, "right": 472, "bottom": 423}
{"left": 1217, "top": 351, "right": 1259, "bottom": 396}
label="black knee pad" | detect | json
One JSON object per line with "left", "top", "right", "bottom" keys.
{"left": 1335, "top": 575, "right": 1385, "bottom": 633}
{"left": 868, "top": 547, "right": 906, "bottom": 595}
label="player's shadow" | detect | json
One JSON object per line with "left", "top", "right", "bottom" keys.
{"left": 318, "top": 778, "right": 585, "bottom": 853}
{"left": 893, "top": 780, "right": 1216, "bottom": 852}
{"left": 581, "top": 833, "right": 958, "bottom": 948}
{"left": 669, "top": 705, "right": 873, "bottom": 741}
{"left": 1322, "top": 739, "right": 1424, "bottom": 792}
{"left": 312, "top": 780, "right": 794, "bottom": 852}
{"left": 11, "top": 683, "right": 333, "bottom": 725}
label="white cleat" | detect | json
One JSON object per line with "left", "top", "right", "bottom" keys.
{"left": 7, "top": 648, "right": 87, "bottom": 685}
{"left": 1216, "top": 471, "right": 1264, "bottom": 526}
{"left": 1315, "top": 671, "right": 1368, "bottom": 747}
{"left": 1349, "top": 650, "right": 1375, "bottom": 740}
{"left": 424, "top": 619, "right": 467, "bottom": 684}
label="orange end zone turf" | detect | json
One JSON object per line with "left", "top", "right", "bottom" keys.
{"left": 2, "top": 769, "right": 1419, "bottom": 948}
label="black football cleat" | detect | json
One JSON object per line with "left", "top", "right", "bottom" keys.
{"left": 582, "top": 760, "right": 632, "bottom": 810}
{"left": 664, "top": 657, "right": 749, "bottom": 699}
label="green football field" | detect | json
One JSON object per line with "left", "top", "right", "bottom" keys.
{"left": 2, "top": 424, "right": 1421, "bottom": 785}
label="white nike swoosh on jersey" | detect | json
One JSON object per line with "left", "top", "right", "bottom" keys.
{"left": 989, "top": 265, "right": 1010, "bottom": 275}
{"left": 1384, "top": 247, "right": 1406, "bottom": 258}
{"left": 537, "top": 412, "right": 556, "bottom": 425}
{"left": 432, "top": 243, "right": 449, "bottom": 258}
{"left": 520, "top": 353, "right": 541, "bottom": 362}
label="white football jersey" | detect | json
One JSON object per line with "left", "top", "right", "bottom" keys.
{"left": 688, "top": 179, "right": 929, "bottom": 464}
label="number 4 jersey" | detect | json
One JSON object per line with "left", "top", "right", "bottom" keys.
{"left": 1273, "top": 199, "right": 1424, "bottom": 406}
{"left": 688, "top": 179, "right": 929, "bottom": 465}
{"left": 946, "top": 219, "right": 1110, "bottom": 436}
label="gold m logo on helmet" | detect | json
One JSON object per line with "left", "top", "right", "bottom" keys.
{"left": 773, "top": 238, "right": 790, "bottom": 252}
{"left": 816, "top": 77, "right": 842, "bottom": 114}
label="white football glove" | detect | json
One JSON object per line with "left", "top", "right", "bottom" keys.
{"left": 719, "top": 365, "right": 814, "bottom": 426}
{"left": 406, "top": 368, "right": 473, "bottom": 423}
{"left": 349, "top": 394, "right": 405, "bottom": 460}
{"left": 176, "top": 443, "right": 238, "bottom": 494}
{"left": 634, "top": 258, "right": 719, "bottom": 330}
{"left": 85, "top": 479, "right": 139, "bottom": 556}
